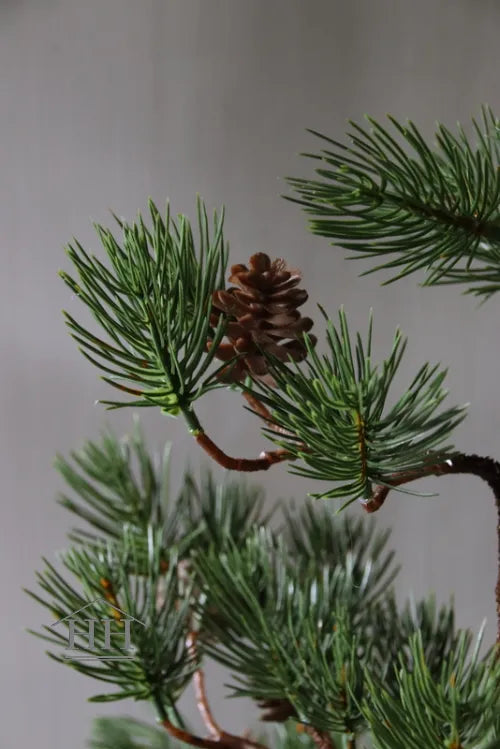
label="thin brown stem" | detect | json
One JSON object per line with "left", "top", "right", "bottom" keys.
{"left": 361, "top": 452, "right": 500, "bottom": 644}
{"left": 242, "top": 391, "right": 297, "bottom": 438}
{"left": 162, "top": 715, "right": 269, "bottom": 749}
{"left": 162, "top": 720, "right": 221, "bottom": 749}
{"left": 175, "top": 632, "right": 268, "bottom": 749}
{"left": 194, "top": 431, "right": 291, "bottom": 472}
{"left": 242, "top": 391, "right": 275, "bottom": 424}
{"left": 187, "top": 632, "right": 222, "bottom": 740}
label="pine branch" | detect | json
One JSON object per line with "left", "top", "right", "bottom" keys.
{"left": 177, "top": 467, "right": 273, "bottom": 552}
{"left": 60, "top": 198, "right": 229, "bottom": 415}
{"left": 362, "top": 631, "right": 500, "bottom": 748}
{"left": 287, "top": 106, "right": 500, "bottom": 297}
{"left": 55, "top": 421, "right": 180, "bottom": 546}
{"left": 194, "top": 530, "right": 375, "bottom": 736}
{"left": 187, "top": 631, "right": 224, "bottom": 740}
{"left": 154, "top": 690, "right": 269, "bottom": 749}
{"left": 26, "top": 529, "right": 197, "bottom": 704}
{"left": 249, "top": 308, "right": 466, "bottom": 503}
{"left": 160, "top": 720, "right": 268, "bottom": 749}
{"left": 361, "top": 452, "right": 500, "bottom": 645}
{"left": 193, "top": 430, "right": 292, "bottom": 472}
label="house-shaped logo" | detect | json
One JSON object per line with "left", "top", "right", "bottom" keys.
{"left": 50, "top": 598, "right": 145, "bottom": 661}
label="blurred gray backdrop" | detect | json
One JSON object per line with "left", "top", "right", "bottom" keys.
{"left": 1, "top": 1, "right": 499, "bottom": 746}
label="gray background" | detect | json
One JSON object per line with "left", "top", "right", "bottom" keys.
{"left": 1, "top": 1, "right": 499, "bottom": 746}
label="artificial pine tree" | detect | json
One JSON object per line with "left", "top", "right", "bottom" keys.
{"left": 28, "top": 107, "right": 500, "bottom": 748}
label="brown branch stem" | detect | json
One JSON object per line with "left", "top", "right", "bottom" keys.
{"left": 162, "top": 720, "right": 221, "bottom": 749}
{"left": 194, "top": 431, "right": 291, "bottom": 472}
{"left": 162, "top": 720, "right": 268, "bottom": 749}
{"left": 361, "top": 452, "right": 500, "bottom": 644}
{"left": 175, "top": 632, "right": 268, "bottom": 749}
{"left": 187, "top": 632, "right": 222, "bottom": 740}
{"left": 242, "top": 391, "right": 297, "bottom": 438}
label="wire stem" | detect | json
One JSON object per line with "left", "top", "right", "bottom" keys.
{"left": 162, "top": 719, "right": 223, "bottom": 749}
{"left": 194, "top": 431, "right": 291, "bottom": 472}
{"left": 183, "top": 404, "right": 292, "bottom": 472}
{"left": 160, "top": 632, "right": 269, "bottom": 749}
{"left": 362, "top": 452, "right": 500, "bottom": 644}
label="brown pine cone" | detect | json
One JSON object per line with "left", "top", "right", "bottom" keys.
{"left": 208, "top": 253, "right": 316, "bottom": 385}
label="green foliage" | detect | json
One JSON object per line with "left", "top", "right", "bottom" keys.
{"left": 26, "top": 529, "right": 196, "bottom": 706}
{"left": 177, "top": 467, "right": 274, "bottom": 552}
{"left": 27, "top": 425, "right": 276, "bottom": 708}
{"left": 87, "top": 718, "right": 321, "bottom": 749}
{"left": 54, "top": 423, "right": 269, "bottom": 555}
{"left": 195, "top": 531, "right": 366, "bottom": 735}
{"left": 193, "top": 511, "right": 401, "bottom": 736}
{"left": 288, "top": 107, "right": 500, "bottom": 297}
{"left": 369, "top": 594, "right": 460, "bottom": 697}
{"left": 270, "top": 724, "right": 316, "bottom": 749}
{"left": 363, "top": 631, "right": 500, "bottom": 748}
{"left": 89, "top": 716, "right": 176, "bottom": 748}
{"left": 251, "top": 308, "right": 466, "bottom": 502}
{"left": 284, "top": 499, "right": 399, "bottom": 604}
{"left": 55, "top": 421, "right": 179, "bottom": 545}
{"left": 59, "top": 198, "right": 469, "bottom": 501}
{"left": 38, "top": 105, "right": 500, "bottom": 744}
{"left": 27, "top": 427, "right": 499, "bottom": 745}
{"left": 60, "top": 199, "right": 229, "bottom": 415}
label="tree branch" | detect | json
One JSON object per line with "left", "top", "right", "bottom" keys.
{"left": 162, "top": 713, "right": 269, "bottom": 749}
{"left": 162, "top": 719, "right": 223, "bottom": 749}
{"left": 187, "top": 632, "right": 223, "bottom": 740}
{"left": 194, "top": 432, "right": 291, "bottom": 472}
{"left": 170, "top": 632, "right": 269, "bottom": 749}
{"left": 361, "top": 452, "right": 500, "bottom": 644}
{"left": 242, "top": 391, "right": 298, "bottom": 438}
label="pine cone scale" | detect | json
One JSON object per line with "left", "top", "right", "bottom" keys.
{"left": 208, "top": 252, "right": 315, "bottom": 384}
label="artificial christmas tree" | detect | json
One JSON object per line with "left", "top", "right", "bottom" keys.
{"left": 28, "top": 108, "right": 500, "bottom": 748}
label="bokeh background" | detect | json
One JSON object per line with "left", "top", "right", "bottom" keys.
{"left": 1, "top": 1, "right": 499, "bottom": 746}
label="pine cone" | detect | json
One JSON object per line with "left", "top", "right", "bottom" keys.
{"left": 209, "top": 253, "right": 315, "bottom": 385}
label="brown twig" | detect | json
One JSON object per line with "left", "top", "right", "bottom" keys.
{"left": 162, "top": 720, "right": 220, "bottom": 749}
{"left": 242, "top": 389, "right": 312, "bottom": 458}
{"left": 242, "top": 391, "right": 275, "bottom": 424}
{"left": 242, "top": 391, "right": 297, "bottom": 438}
{"left": 361, "top": 452, "right": 500, "bottom": 645}
{"left": 194, "top": 431, "right": 291, "bottom": 472}
{"left": 175, "top": 632, "right": 268, "bottom": 749}
{"left": 187, "top": 632, "right": 222, "bottom": 740}
{"left": 162, "top": 720, "right": 269, "bottom": 749}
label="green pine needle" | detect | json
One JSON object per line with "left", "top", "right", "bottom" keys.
{"left": 27, "top": 529, "right": 196, "bottom": 705}
{"left": 288, "top": 106, "right": 500, "bottom": 298}
{"left": 249, "top": 308, "right": 467, "bottom": 503}
{"left": 60, "top": 198, "right": 229, "bottom": 415}
{"left": 363, "top": 630, "right": 500, "bottom": 748}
